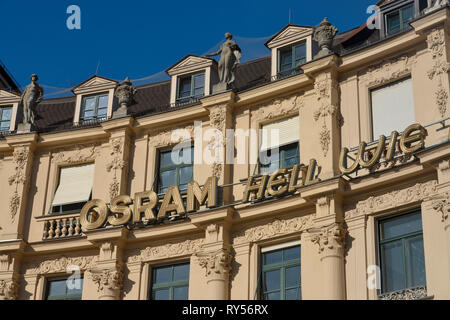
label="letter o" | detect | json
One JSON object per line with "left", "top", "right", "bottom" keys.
{"left": 80, "top": 199, "right": 108, "bottom": 231}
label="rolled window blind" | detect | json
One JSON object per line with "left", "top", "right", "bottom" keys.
{"left": 371, "top": 77, "right": 415, "bottom": 139}
{"left": 52, "top": 163, "right": 95, "bottom": 207}
{"left": 260, "top": 116, "right": 299, "bottom": 150}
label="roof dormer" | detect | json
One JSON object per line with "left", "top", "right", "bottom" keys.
{"left": 265, "top": 24, "right": 316, "bottom": 80}
{"left": 71, "top": 75, "right": 118, "bottom": 125}
{"left": 0, "top": 89, "right": 21, "bottom": 133}
{"left": 166, "top": 55, "right": 218, "bottom": 106}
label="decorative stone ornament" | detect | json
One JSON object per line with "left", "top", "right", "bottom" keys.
{"left": 0, "top": 279, "right": 18, "bottom": 300}
{"left": 90, "top": 268, "right": 123, "bottom": 300}
{"left": 313, "top": 18, "right": 338, "bottom": 59}
{"left": 425, "top": 0, "right": 450, "bottom": 14}
{"left": 113, "top": 77, "right": 136, "bottom": 118}
{"left": 18, "top": 74, "right": 43, "bottom": 132}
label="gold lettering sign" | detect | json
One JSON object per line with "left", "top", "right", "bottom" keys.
{"left": 187, "top": 177, "right": 217, "bottom": 212}
{"left": 157, "top": 186, "right": 185, "bottom": 219}
{"left": 339, "top": 123, "right": 427, "bottom": 175}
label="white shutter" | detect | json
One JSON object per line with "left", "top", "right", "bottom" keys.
{"left": 371, "top": 77, "right": 415, "bottom": 139}
{"left": 260, "top": 116, "right": 299, "bottom": 150}
{"left": 52, "top": 163, "right": 95, "bottom": 207}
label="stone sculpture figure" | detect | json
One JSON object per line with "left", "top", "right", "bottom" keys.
{"left": 205, "top": 33, "right": 242, "bottom": 90}
{"left": 113, "top": 77, "right": 136, "bottom": 117}
{"left": 425, "top": 0, "right": 449, "bottom": 13}
{"left": 20, "top": 74, "right": 43, "bottom": 127}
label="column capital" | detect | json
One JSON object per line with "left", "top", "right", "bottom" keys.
{"left": 196, "top": 248, "right": 233, "bottom": 282}
{"left": 89, "top": 268, "right": 123, "bottom": 300}
{"left": 310, "top": 222, "right": 347, "bottom": 256}
{"left": 0, "top": 279, "right": 18, "bottom": 300}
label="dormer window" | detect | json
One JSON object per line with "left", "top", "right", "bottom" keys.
{"left": 265, "top": 25, "right": 315, "bottom": 80}
{"left": 177, "top": 72, "right": 205, "bottom": 103}
{"left": 71, "top": 75, "right": 118, "bottom": 125}
{"left": 81, "top": 93, "right": 109, "bottom": 122}
{"left": 166, "top": 55, "right": 217, "bottom": 106}
{"left": 385, "top": 3, "right": 414, "bottom": 36}
{"left": 278, "top": 41, "right": 307, "bottom": 78}
{"left": 0, "top": 106, "right": 12, "bottom": 132}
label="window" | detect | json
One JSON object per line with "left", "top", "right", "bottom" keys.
{"left": 150, "top": 263, "right": 190, "bottom": 300}
{"left": 260, "top": 245, "right": 301, "bottom": 300}
{"left": 371, "top": 77, "right": 415, "bottom": 140}
{"left": 80, "top": 93, "right": 109, "bottom": 122}
{"left": 51, "top": 163, "right": 95, "bottom": 214}
{"left": 0, "top": 106, "right": 12, "bottom": 132}
{"left": 45, "top": 277, "right": 83, "bottom": 300}
{"left": 158, "top": 146, "right": 194, "bottom": 194}
{"left": 385, "top": 4, "right": 414, "bottom": 36}
{"left": 177, "top": 72, "right": 205, "bottom": 103}
{"left": 378, "top": 211, "right": 426, "bottom": 294}
{"left": 278, "top": 42, "right": 306, "bottom": 78}
{"left": 259, "top": 116, "right": 300, "bottom": 174}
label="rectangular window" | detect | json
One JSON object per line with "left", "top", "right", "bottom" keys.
{"left": 278, "top": 42, "right": 306, "bottom": 78}
{"left": 150, "top": 263, "right": 190, "bottom": 300}
{"left": 45, "top": 277, "right": 83, "bottom": 300}
{"left": 0, "top": 106, "right": 12, "bottom": 132}
{"left": 51, "top": 163, "right": 95, "bottom": 214}
{"left": 157, "top": 146, "right": 194, "bottom": 194}
{"left": 386, "top": 4, "right": 414, "bottom": 36}
{"left": 378, "top": 211, "right": 426, "bottom": 294}
{"left": 177, "top": 72, "right": 205, "bottom": 103}
{"left": 260, "top": 244, "right": 301, "bottom": 300}
{"left": 81, "top": 93, "right": 109, "bottom": 122}
{"left": 260, "top": 116, "right": 300, "bottom": 174}
{"left": 371, "top": 77, "right": 415, "bottom": 140}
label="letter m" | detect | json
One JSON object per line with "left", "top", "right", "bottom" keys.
{"left": 187, "top": 177, "right": 217, "bottom": 212}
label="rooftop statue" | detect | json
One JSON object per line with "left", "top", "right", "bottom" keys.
{"left": 20, "top": 74, "right": 43, "bottom": 127}
{"left": 114, "top": 76, "right": 136, "bottom": 118}
{"left": 313, "top": 18, "right": 338, "bottom": 59}
{"left": 205, "top": 33, "right": 242, "bottom": 90}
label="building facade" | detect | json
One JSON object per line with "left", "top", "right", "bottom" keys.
{"left": 0, "top": 0, "right": 450, "bottom": 300}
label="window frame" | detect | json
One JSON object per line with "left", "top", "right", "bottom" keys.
{"left": 259, "top": 244, "right": 302, "bottom": 300}
{"left": 44, "top": 275, "right": 84, "bottom": 300}
{"left": 0, "top": 105, "right": 13, "bottom": 132}
{"left": 277, "top": 41, "right": 306, "bottom": 78}
{"left": 176, "top": 72, "right": 205, "bottom": 103}
{"left": 149, "top": 262, "right": 190, "bottom": 300}
{"left": 384, "top": 2, "right": 415, "bottom": 36}
{"left": 80, "top": 92, "right": 109, "bottom": 122}
{"left": 377, "top": 209, "right": 427, "bottom": 294}
{"left": 157, "top": 145, "right": 194, "bottom": 194}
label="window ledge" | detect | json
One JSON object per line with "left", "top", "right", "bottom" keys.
{"left": 378, "top": 286, "right": 429, "bottom": 300}
{"left": 35, "top": 212, "right": 80, "bottom": 222}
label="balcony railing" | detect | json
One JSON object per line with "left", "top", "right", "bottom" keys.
{"left": 378, "top": 286, "right": 430, "bottom": 300}
{"left": 42, "top": 215, "right": 82, "bottom": 240}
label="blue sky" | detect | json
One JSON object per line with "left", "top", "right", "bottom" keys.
{"left": 1, "top": 0, "right": 376, "bottom": 97}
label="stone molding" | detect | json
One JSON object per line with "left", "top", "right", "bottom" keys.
{"left": 196, "top": 248, "right": 233, "bottom": 280}
{"left": 0, "top": 279, "right": 18, "bottom": 300}
{"left": 233, "top": 215, "right": 313, "bottom": 245}
{"left": 250, "top": 94, "right": 303, "bottom": 126}
{"left": 106, "top": 137, "right": 127, "bottom": 200}
{"left": 432, "top": 192, "right": 450, "bottom": 223}
{"left": 127, "top": 238, "right": 204, "bottom": 263}
{"left": 345, "top": 181, "right": 438, "bottom": 219}
{"left": 148, "top": 125, "right": 194, "bottom": 148}
{"left": 8, "top": 146, "right": 30, "bottom": 223}
{"left": 25, "top": 255, "right": 98, "bottom": 275}
{"left": 426, "top": 27, "right": 450, "bottom": 117}
{"left": 310, "top": 223, "right": 347, "bottom": 255}
{"left": 51, "top": 143, "right": 100, "bottom": 165}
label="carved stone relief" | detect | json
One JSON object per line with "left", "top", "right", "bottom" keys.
{"left": 196, "top": 249, "right": 233, "bottom": 280}
{"left": 106, "top": 138, "right": 127, "bottom": 200}
{"left": 310, "top": 223, "right": 347, "bottom": 255}
{"left": 8, "top": 146, "right": 29, "bottom": 223}
{"left": 25, "top": 255, "right": 98, "bottom": 275}
{"left": 51, "top": 143, "right": 100, "bottom": 164}
{"left": 0, "top": 280, "right": 18, "bottom": 300}
{"left": 250, "top": 94, "right": 303, "bottom": 127}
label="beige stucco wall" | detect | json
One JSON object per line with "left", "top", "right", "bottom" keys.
{"left": 0, "top": 7, "right": 450, "bottom": 301}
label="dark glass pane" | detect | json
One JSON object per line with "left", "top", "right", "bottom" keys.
{"left": 174, "top": 286, "right": 189, "bottom": 300}
{"left": 294, "top": 43, "right": 306, "bottom": 65}
{"left": 160, "top": 169, "right": 177, "bottom": 190}
{"left": 98, "top": 95, "right": 109, "bottom": 108}
{"left": 280, "top": 48, "right": 293, "bottom": 72}
{"left": 47, "top": 280, "right": 67, "bottom": 298}
{"left": 264, "top": 250, "right": 282, "bottom": 265}
{"left": 285, "top": 266, "right": 301, "bottom": 288}
{"left": 387, "top": 11, "right": 400, "bottom": 35}
{"left": 153, "top": 288, "right": 170, "bottom": 300}
{"left": 160, "top": 150, "right": 174, "bottom": 168}
{"left": 173, "top": 264, "right": 190, "bottom": 282}
{"left": 284, "top": 246, "right": 301, "bottom": 261}
{"left": 83, "top": 110, "right": 95, "bottom": 119}
{"left": 1, "top": 121, "right": 10, "bottom": 129}
{"left": 97, "top": 107, "right": 107, "bottom": 117}
{"left": 84, "top": 97, "right": 96, "bottom": 110}
{"left": 263, "top": 270, "right": 281, "bottom": 291}
{"left": 194, "top": 87, "right": 204, "bottom": 97}
{"left": 194, "top": 73, "right": 205, "bottom": 89}
{"left": 179, "top": 166, "right": 193, "bottom": 185}
{"left": 283, "top": 144, "right": 298, "bottom": 158}
{"left": 264, "top": 291, "right": 280, "bottom": 300}
{"left": 419, "top": 0, "right": 428, "bottom": 11}
{"left": 402, "top": 5, "right": 414, "bottom": 25}
{"left": 284, "top": 157, "right": 299, "bottom": 168}
{"left": 179, "top": 77, "right": 192, "bottom": 98}
{"left": 67, "top": 278, "right": 83, "bottom": 296}
{"left": 285, "top": 288, "right": 301, "bottom": 300}
{"left": 405, "top": 235, "right": 426, "bottom": 288}
{"left": 154, "top": 266, "right": 172, "bottom": 284}
{"left": 381, "top": 213, "right": 422, "bottom": 240}
{"left": 2, "top": 108, "right": 12, "bottom": 120}
{"left": 381, "top": 241, "right": 404, "bottom": 292}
